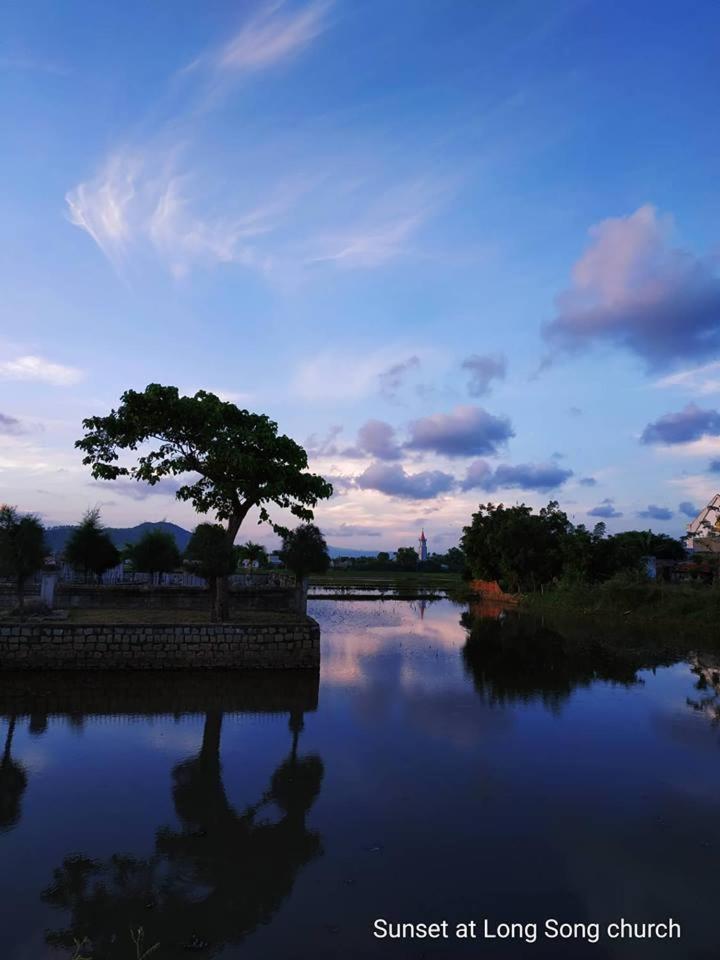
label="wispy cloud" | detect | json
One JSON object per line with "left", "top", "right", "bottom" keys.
{"left": 0, "top": 355, "right": 83, "bottom": 386}
{"left": 654, "top": 360, "right": 720, "bottom": 396}
{"left": 307, "top": 214, "right": 423, "bottom": 269}
{"left": 0, "top": 55, "right": 68, "bottom": 76}
{"left": 378, "top": 356, "right": 420, "bottom": 401}
{"left": 65, "top": 2, "right": 336, "bottom": 278}
{"left": 216, "top": 0, "right": 332, "bottom": 73}
{"left": 0, "top": 413, "right": 23, "bottom": 435}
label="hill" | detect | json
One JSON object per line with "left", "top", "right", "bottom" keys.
{"left": 44, "top": 521, "right": 193, "bottom": 554}
{"left": 44, "top": 521, "right": 379, "bottom": 558}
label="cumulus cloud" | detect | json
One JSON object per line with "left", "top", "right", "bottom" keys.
{"left": 678, "top": 501, "right": 699, "bottom": 518}
{"left": 640, "top": 404, "right": 720, "bottom": 445}
{"left": 356, "top": 462, "right": 455, "bottom": 500}
{"left": 461, "top": 459, "right": 573, "bottom": 493}
{"left": 579, "top": 476, "right": 597, "bottom": 487}
{"left": 637, "top": 504, "right": 674, "bottom": 521}
{"left": 357, "top": 419, "right": 402, "bottom": 460}
{"left": 378, "top": 356, "right": 420, "bottom": 400}
{"left": 543, "top": 205, "right": 720, "bottom": 369}
{"left": 461, "top": 353, "right": 506, "bottom": 397}
{"left": 0, "top": 413, "right": 23, "bottom": 434}
{"left": 588, "top": 498, "right": 623, "bottom": 519}
{"left": 0, "top": 354, "right": 83, "bottom": 386}
{"left": 406, "top": 405, "right": 513, "bottom": 458}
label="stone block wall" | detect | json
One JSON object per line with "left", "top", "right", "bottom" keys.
{"left": 0, "top": 619, "right": 320, "bottom": 670}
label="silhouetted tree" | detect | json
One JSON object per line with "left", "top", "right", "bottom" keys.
{"left": 0, "top": 505, "right": 46, "bottom": 608}
{"left": 184, "top": 524, "right": 236, "bottom": 621}
{"left": 64, "top": 509, "right": 120, "bottom": 583}
{"left": 129, "top": 529, "right": 181, "bottom": 580}
{"left": 76, "top": 385, "right": 332, "bottom": 618}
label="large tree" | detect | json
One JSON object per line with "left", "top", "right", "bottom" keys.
{"left": 0, "top": 505, "right": 47, "bottom": 609}
{"left": 461, "top": 501, "right": 570, "bottom": 592}
{"left": 76, "top": 385, "right": 332, "bottom": 617}
{"left": 64, "top": 508, "right": 120, "bottom": 583}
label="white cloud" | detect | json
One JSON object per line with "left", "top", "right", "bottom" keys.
{"left": 654, "top": 361, "right": 720, "bottom": 396}
{"left": 217, "top": 0, "right": 331, "bottom": 73}
{"left": 0, "top": 355, "right": 83, "bottom": 386}
{"left": 307, "top": 214, "right": 422, "bottom": 268}
{"left": 66, "top": 152, "right": 141, "bottom": 265}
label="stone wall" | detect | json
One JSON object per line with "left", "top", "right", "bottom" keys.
{"left": 0, "top": 618, "right": 320, "bottom": 670}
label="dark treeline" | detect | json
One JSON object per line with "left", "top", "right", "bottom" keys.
{"left": 461, "top": 501, "right": 687, "bottom": 593}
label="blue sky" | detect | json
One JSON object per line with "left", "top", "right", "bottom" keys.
{"left": 2, "top": 0, "right": 720, "bottom": 551}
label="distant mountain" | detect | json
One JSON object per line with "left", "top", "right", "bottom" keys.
{"left": 44, "top": 521, "right": 193, "bottom": 554}
{"left": 44, "top": 520, "right": 378, "bottom": 558}
{"left": 326, "top": 546, "right": 379, "bottom": 558}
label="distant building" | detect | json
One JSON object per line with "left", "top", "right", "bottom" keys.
{"left": 687, "top": 495, "right": 720, "bottom": 553}
{"left": 419, "top": 528, "right": 428, "bottom": 562}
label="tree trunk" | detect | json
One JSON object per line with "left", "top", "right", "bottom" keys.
{"left": 208, "top": 575, "right": 219, "bottom": 623}
{"left": 216, "top": 577, "right": 230, "bottom": 623}
{"left": 218, "top": 507, "right": 248, "bottom": 622}
{"left": 296, "top": 576, "right": 308, "bottom": 615}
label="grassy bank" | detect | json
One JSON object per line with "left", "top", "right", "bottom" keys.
{"left": 521, "top": 580, "right": 720, "bottom": 634}
{"left": 309, "top": 570, "right": 464, "bottom": 590}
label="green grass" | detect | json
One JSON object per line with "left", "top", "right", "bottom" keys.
{"left": 522, "top": 580, "right": 720, "bottom": 635}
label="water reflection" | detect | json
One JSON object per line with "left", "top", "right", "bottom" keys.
{"left": 460, "top": 609, "right": 678, "bottom": 711}
{"left": 0, "top": 718, "right": 27, "bottom": 831}
{"left": 3, "top": 602, "right": 720, "bottom": 959}
{"left": 1, "top": 671, "right": 323, "bottom": 959}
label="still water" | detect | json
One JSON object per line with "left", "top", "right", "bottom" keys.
{"left": 1, "top": 598, "right": 720, "bottom": 959}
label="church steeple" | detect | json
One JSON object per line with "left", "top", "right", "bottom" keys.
{"left": 419, "top": 528, "right": 428, "bottom": 562}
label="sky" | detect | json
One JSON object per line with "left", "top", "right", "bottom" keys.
{"left": 2, "top": 0, "right": 720, "bottom": 553}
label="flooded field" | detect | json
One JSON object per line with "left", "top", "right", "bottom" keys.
{"left": 1, "top": 597, "right": 719, "bottom": 959}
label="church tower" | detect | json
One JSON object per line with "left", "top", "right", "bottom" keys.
{"left": 419, "top": 528, "right": 428, "bottom": 562}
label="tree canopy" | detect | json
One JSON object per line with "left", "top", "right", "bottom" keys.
{"left": 64, "top": 509, "right": 120, "bottom": 583}
{"left": 281, "top": 524, "right": 330, "bottom": 582}
{"left": 184, "top": 524, "right": 237, "bottom": 579}
{"left": 76, "top": 385, "right": 333, "bottom": 544}
{"left": 461, "top": 500, "right": 686, "bottom": 592}
{"left": 129, "top": 529, "right": 181, "bottom": 578}
{"left": 0, "top": 505, "right": 46, "bottom": 607}
{"left": 237, "top": 541, "right": 269, "bottom": 569}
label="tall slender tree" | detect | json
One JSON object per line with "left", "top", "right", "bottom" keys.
{"left": 64, "top": 508, "right": 120, "bottom": 583}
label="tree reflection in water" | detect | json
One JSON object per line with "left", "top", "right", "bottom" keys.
{"left": 0, "top": 718, "right": 27, "bottom": 832}
{"left": 460, "top": 609, "right": 676, "bottom": 711}
{"left": 41, "top": 704, "right": 323, "bottom": 958}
